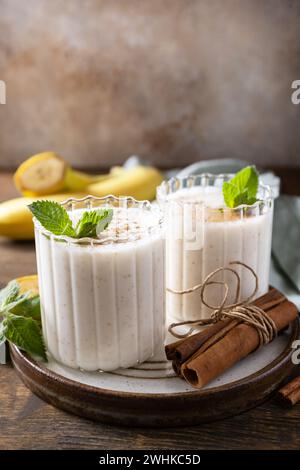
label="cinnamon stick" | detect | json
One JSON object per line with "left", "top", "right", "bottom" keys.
{"left": 277, "top": 376, "right": 300, "bottom": 406}
{"left": 166, "top": 287, "right": 285, "bottom": 366}
{"left": 165, "top": 338, "right": 187, "bottom": 361}
{"left": 171, "top": 319, "right": 239, "bottom": 377}
{"left": 253, "top": 287, "right": 285, "bottom": 310}
{"left": 165, "top": 319, "right": 234, "bottom": 362}
{"left": 178, "top": 319, "right": 239, "bottom": 363}
{"left": 182, "top": 297, "right": 298, "bottom": 389}
{"left": 172, "top": 360, "right": 182, "bottom": 376}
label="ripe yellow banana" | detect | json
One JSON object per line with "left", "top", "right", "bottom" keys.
{"left": 4, "top": 160, "right": 163, "bottom": 240}
{"left": 14, "top": 152, "right": 122, "bottom": 196}
{"left": 87, "top": 166, "right": 163, "bottom": 201}
{"left": 0, "top": 193, "right": 85, "bottom": 240}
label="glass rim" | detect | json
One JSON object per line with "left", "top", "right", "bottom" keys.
{"left": 156, "top": 173, "right": 274, "bottom": 210}
{"left": 33, "top": 194, "right": 163, "bottom": 245}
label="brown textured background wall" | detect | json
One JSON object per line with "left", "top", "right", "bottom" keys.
{"left": 0, "top": 0, "right": 300, "bottom": 169}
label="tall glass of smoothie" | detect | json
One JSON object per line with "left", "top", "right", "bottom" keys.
{"left": 157, "top": 175, "right": 273, "bottom": 322}
{"left": 33, "top": 195, "right": 165, "bottom": 371}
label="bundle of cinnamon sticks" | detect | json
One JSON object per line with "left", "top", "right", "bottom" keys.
{"left": 277, "top": 376, "right": 300, "bottom": 406}
{"left": 166, "top": 287, "right": 299, "bottom": 389}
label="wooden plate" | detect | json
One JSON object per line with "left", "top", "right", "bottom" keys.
{"left": 10, "top": 318, "right": 299, "bottom": 427}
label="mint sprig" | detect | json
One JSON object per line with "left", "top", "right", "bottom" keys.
{"left": 28, "top": 201, "right": 113, "bottom": 239}
{"left": 0, "top": 281, "right": 46, "bottom": 361}
{"left": 222, "top": 166, "right": 259, "bottom": 208}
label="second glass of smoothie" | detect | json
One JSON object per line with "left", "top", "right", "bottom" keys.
{"left": 157, "top": 175, "right": 273, "bottom": 322}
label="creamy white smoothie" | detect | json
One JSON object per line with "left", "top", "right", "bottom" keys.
{"left": 157, "top": 176, "right": 273, "bottom": 322}
{"left": 33, "top": 196, "right": 165, "bottom": 371}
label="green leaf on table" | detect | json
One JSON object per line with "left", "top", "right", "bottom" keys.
{"left": 0, "top": 279, "right": 45, "bottom": 359}
{"left": 28, "top": 200, "right": 76, "bottom": 237}
{"left": 0, "top": 321, "right": 6, "bottom": 346}
{"left": 222, "top": 166, "right": 259, "bottom": 208}
{"left": 0, "top": 280, "right": 20, "bottom": 311}
{"left": 1, "top": 293, "right": 30, "bottom": 313}
{"left": 4, "top": 313, "right": 47, "bottom": 361}
{"left": 10, "top": 296, "right": 41, "bottom": 322}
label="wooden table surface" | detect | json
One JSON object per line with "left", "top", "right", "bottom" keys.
{"left": 1, "top": 168, "right": 300, "bottom": 450}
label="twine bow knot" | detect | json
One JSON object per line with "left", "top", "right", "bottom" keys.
{"left": 167, "top": 261, "right": 277, "bottom": 346}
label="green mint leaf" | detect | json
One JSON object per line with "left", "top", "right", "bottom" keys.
{"left": 222, "top": 182, "right": 239, "bottom": 208}
{"left": 4, "top": 313, "right": 47, "bottom": 361}
{"left": 0, "top": 321, "right": 6, "bottom": 346}
{"left": 75, "top": 209, "right": 113, "bottom": 238}
{"left": 246, "top": 196, "right": 257, "bottom": 206}
{"left": 28, "top": 200, "right": 75, "bottom": 237}
{"left": 0, "top": 280, "right": 20, "bottom": 311}
{"left": 222, "top": 166, "right": 259, "bottom": 208}
{"left": 2, "top": 292, "right": 30, "bottom": 314}
{"left": 230, "top": 165, "right": 259, "bottom": 199}
{"left": 10, "top": 296, "right": 41, "bottom": 322}
{"left": 95, "top": 209, "right": 113, "bottom": 236}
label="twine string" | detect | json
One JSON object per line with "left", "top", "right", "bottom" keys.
{"left": 167, "top": 261, "right": 277, "bottom": 345}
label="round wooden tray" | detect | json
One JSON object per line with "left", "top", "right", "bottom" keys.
{"left": 10, "top": 318, "right": 299, "bottom": 427}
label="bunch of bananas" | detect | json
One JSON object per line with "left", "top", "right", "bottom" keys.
{"left": 0, "top": 152, "right": 163, "bottom": 240}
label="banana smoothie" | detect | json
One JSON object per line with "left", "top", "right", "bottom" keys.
{"left": 33, "top": 196, "right": 165, "bottom": 371}
{"left": 157, "top": 175, "right": 273, "bottom": 322}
